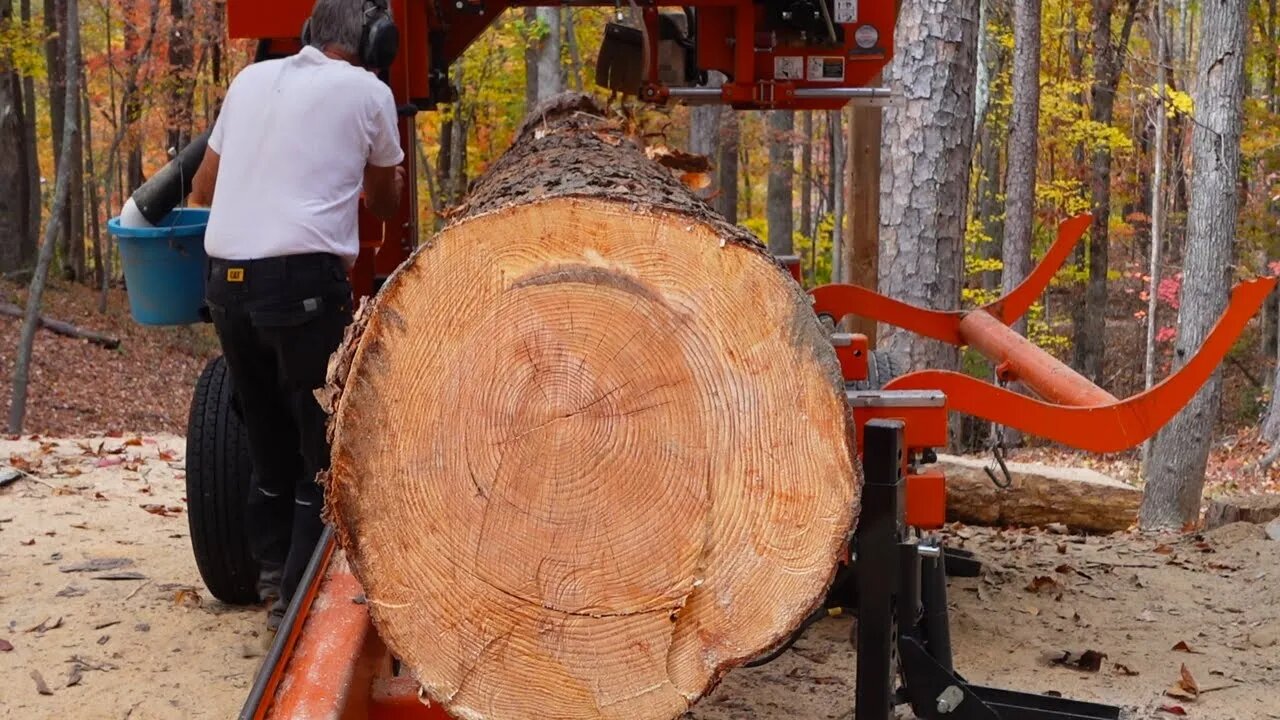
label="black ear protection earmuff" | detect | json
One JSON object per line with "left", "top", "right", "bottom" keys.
{"left": 300, "top": 0, "right": 400, "bottom": 70}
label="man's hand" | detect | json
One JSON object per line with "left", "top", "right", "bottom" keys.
{"left": 363, "top": 162, "right": 404, "bottom": 220}
{"left": 190, "top": 147, "right": 221, "bottom": 207}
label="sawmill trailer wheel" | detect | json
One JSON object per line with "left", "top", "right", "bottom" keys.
{"left": 185, "top": 355, "right": 261, "bottom": 605}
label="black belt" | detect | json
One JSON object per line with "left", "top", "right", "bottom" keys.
{"left": 208, "top": 253, "right": 343, "bottom": 283}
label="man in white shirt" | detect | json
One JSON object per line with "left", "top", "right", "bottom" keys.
{"left": 190, "top": 0, "right": 405, "bottom": 630}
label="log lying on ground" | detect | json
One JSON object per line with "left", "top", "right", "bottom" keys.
{"left": 320, "top": 93, "right": 859, "bottom": 720}
{"left": 1205, "top": 494, "right": 1280, "bottom": 530}
{"left": 0, "top": 302, "right": 120, "bottom": 349}
{"left": 937, "top": 454, "right": 1140, "bottom": 533}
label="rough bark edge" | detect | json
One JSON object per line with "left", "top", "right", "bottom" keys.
{"left": 460, "top": 92, "right": 769, "bottom": 262}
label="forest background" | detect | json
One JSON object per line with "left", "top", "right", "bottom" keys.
{"left": 1, "top": 0, "right": 1279, "bottom": 530}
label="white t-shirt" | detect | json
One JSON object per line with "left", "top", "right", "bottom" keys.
{"left": 204, "top": 46, "right": 404, "bottom": 267}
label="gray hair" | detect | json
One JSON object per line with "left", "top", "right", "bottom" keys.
{"left": 307, "top": 0, "right": 365, "bottom": 54}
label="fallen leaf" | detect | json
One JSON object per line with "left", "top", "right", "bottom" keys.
{"left": 1076, "top": 649, "right": 1106, "bottom": 672}
{"left": 140, "top": 504, "right": 173, "bottom": 517}
{"left": 1019, "top": 605, "right": 1040, "bottom": 616}
{"left": 70, "top": 522, "right": 88, "bottom": 530}
{"left": 157, "top": 450, "right": 177, "bottom": 462}
{"left": 1172, "top": 640, "right": 1201, "bottom": 654}
{"left": 30, "top": 669, "right": 52, "bottom": 696}
{"left": 644, "top": 145, "right": 712, "bottom": 173}
{"left": 174, "top": 588, "right": 202, "bottom": 608}
{"left": 0, "top": 639, "right": 12, "bottom": 652}
{"left": 20, "top": 538, "right": 34, "bottom": 546}
{"left": 1166, "top": 663, "right": 1200, "bottom": 700}
{"left": 1153, "top": 544, "right": 1176, "bottom": 555}
{"left": 1049, "top": 649, "right": 1106, "bottom": 672}
{"left": 66, "top": 664, "right": 83, "bottom": 688}
{"left": 123, "top": 436, "right": 143, "bottom": 447}
{"left": 1158, "top": 705, "right": 1188, "bottom": 716}
{"left": 1113, "top": 662, "right": 1140, "bottom": 676}
{"left": 94, "top": 456, "right": 122, "bottom": 468}
{"left": 1025, "top": 575, "right": 1061, "bottom": 593}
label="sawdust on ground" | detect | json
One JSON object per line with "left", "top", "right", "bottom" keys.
{"left": 1, "top": 436, "right": 1278, "bottom": 720}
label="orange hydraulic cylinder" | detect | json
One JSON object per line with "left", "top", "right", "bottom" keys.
{"left": 957, "top": 310, "right": 1117, "bottom": 407}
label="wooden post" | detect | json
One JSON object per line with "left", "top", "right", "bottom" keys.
{"left": 845, "top": 75, "right": 883, "bottom": 343}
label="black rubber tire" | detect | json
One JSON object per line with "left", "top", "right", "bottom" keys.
{"left": 851, "top": 349, "right": 910, "bottom": 391}
{"left": 185, "top": 355, "right": 260, "bottom": 605}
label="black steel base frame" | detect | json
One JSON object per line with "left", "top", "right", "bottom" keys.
{"left": 854, "top": 420, "right": 1124, "bottom": 720}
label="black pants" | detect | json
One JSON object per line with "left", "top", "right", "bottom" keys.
{"left": 205, "top": 253, "right": 353, "bottom": 606}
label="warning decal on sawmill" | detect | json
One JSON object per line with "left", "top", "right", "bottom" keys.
{"left": 774, "top": 56, "right": 804, "bottom": 80}
{"left": 833, "top": 0, "right": 857, "bottom": 24}
{"left": 807, "top": 57, "right": 845, "bottom": 82}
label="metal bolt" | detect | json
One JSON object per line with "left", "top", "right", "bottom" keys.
{"left": 936, "top": 685, "right": 964, "bottom": 714}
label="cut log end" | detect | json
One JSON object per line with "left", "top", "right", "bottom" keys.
{"left": 323, "top": 94, "right": 858, "bottom": 720}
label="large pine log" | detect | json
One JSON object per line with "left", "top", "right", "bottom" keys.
{"left": 320, "top": 94, "right": 859, "bottom": 720}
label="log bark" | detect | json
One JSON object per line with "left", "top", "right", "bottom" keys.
{"left": 1204, "top": 495, "right": 1280, "bottom": 530}
{"left": 0, "top": 303, "right": 120, "bottom": 349}
{"left": 321, "top": 93, "right": 859, "bottom": 720}
{"left": 938, "top": 455, "right": 1141, "bottom": 533}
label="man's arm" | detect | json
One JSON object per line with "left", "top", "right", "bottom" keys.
{"left": 363, "top": 84, "right": 406, "bottom": 221}
{"left": 363, "top": 163, "right": 405, "bottom": 220}
{"left": 190, "top": 147, "right": 221, "bottom": 207}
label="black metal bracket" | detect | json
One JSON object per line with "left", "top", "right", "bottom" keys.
{"left": 854, "top": 420, "right": 1124, "bottom": 720}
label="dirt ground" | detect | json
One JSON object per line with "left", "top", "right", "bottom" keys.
{"left": 2, "top": 436, "right": 1278, "bottom": 720}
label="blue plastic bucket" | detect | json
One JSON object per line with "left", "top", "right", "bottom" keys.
{"left": 108, "top": 208, "right": 210, "bottom": 326}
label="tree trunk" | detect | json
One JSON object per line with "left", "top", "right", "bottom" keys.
{"left": 0, "top": 3, "right": 29, "bottom": 273}
{"left": 563, "top": 9, "right": 583, "bottom": 91}
{"left": 878, "top": 0, "right": 980, "bottom": 371}
{"left": 1142, "top": 0, "right": 1170, "bottom": 471}
{"left": 846, "top": 77, "right": 882, "bottom": 342}
{"left": 800, "top": 111, "right": 813, "bottom": 248}
{"left": 766, "top": 111, "right": 795, "bottom": 255}
{"left": 1002, "top": 0, "right": 1041, "bottom": 336}
{"left": 688, "top": 75, "right": 724, "bottom": 203}
{"left": 82, "top": 65, "right": 103, "bottom": 307}
{"left": 43, "top": 0, "right": 68, "bottom": 269}
{"left": 19, "top": 0, "right": 39, "bottom": 266}
{"left": 319, "top": 93, "right": 859, "bottom": 720}
{"left": 523, "top": 7, "right": 538, "bottom": 110}
{"left": 533, "top": 7, "right": 562, "bottom": 102}
{"left": 10, "top": 0, "right": 80, "bottom": 434}
{"left": 716, "top": 112, "right": 739, "bottom": 223}
{"left": 1071, "top": 0, "right": 1141, "bottom": 385}
{"left": 1141, "top": 0, "right": 1246, "bottom": 530}
{"left": 829, "top": 109, "right": 844, "bottom": 282}
{"left": 123, "top": 0, "right": 146, "bottom": 194}
{"left": 166, "top": 0, "right": 194, "bottom": 152}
